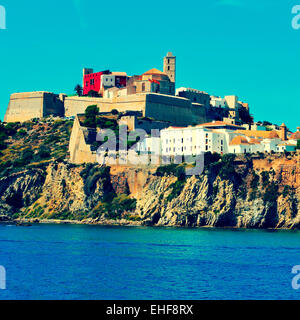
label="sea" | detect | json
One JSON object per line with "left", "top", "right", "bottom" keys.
{"left": 0, "top": 223, "right": 300, "bottom": 300}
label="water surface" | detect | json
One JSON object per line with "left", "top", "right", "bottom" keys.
{"left": 0, "top": 223, "right": 299, "bottom": 300}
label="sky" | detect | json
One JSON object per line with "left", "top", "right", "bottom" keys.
{"left": 0, "top": 0, "right": 299, "bottom": 131}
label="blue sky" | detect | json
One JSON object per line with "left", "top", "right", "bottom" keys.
{"left": 0, "top": 0, "right": 299, "bottom": 130}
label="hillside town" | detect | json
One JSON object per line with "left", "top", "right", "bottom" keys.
{"left": 3, "top": 52, "right": 300, "bottom": 165}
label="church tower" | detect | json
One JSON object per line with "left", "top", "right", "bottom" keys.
{"left": 163, "top": 52, "right": 176, "bottom": 83}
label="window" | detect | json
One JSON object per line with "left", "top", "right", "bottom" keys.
{"left": 168, "top": 66, "right": 170, "bottom": 71}
{"left": 205, "top": 146, "right": 208, "bottom": 151}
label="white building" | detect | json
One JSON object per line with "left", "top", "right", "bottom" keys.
{"left": 137, "top": 122, "right": 299, "bottom": 157}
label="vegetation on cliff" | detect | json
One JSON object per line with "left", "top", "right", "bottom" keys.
{"left": 0, "top": 118, "right": 73, "bottom": 178}
{"left": 0, "top": 118, "right": 299, "bottom": 229}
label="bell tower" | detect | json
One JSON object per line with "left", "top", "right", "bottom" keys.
{"left": 163, "top": 52, "right": 176, "bottom": 83}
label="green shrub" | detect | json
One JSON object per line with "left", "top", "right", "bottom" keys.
{"left": 111, "top": 109, "right": 119, "bottom": 115}
{"left": 263, "top": 182, "right": 278, "bottom": 203}
{"left": 282, "top": 185, "right": 291, "bottom": 198}
{"left": 218, "top": 154, "right": 236, "bottom": 180}
{"left": 166, "top": 180, "right": 185, "bottom": 202}
{"left": 261, "top": 171, "right": 270, "bottom": 188}
{"left": 84, "top": 105, "right": 99, "bottom": 128}
{"left": 156, "top": 164, "right": 186, "bottom": 180}
{"left": 105, "top": 194, "right": 137, "bottom": 220}
{"left": 37, "top": 146, "right": 51, "bottom": 160}
{"left": 250, "top": 172, "right": 259, "bottom": 189}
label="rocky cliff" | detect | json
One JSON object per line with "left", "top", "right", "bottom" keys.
{"left": 0, "top": 152, "right": 299, "bottom": 229}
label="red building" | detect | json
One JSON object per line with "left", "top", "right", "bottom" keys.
{"left": 83, "top": 69, "right": 128, "bottom": 96}
{"left": 83, "top": 70, "right": 110, "bottom": 96}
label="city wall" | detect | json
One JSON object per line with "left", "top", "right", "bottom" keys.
{"left": 4, "top": 92, "right": 64, "bottom": 123}
{"left": 65, "top": 93, "right": 208, "bottom": 126}
{"left": 5, "top": 92, "right": 212, "bottom": 127}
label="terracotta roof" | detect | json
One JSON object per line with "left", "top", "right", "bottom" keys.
{"left": 290, "top": 131, "right": 300, "bottom": 140}
{"left": 196, "top": 121, "right": 244, "bottom": 129}
{"left": 143, "top": 68, "right": 167, "bottom": 76}
{"left": 166, "top": 126, "right": 185, "bottom": 129}
{"left": 249, "top": 138, "right": 261, "bottom": 144}
{"left": 277, "top": 143, "right": 295, "bottom": 147}
{"left": 229, "top": 136, "right": 250, "bottom": 146}
{"left": 236, "top": 130, "right": 279, "bottom": 139}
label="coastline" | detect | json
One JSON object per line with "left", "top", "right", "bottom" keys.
{"left": 5, "top": 217, "right": 297, "bottom": 231}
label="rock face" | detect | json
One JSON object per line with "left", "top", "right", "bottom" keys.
{"left": 0, "top": 153, "right": 299, "bottom": 229}
{"left": 0, "top": 169, "right": 46, "bottom": 215}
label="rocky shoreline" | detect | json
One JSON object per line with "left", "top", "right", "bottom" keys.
{"left": 0, "top": 153, "right": 299, "bottom": 230}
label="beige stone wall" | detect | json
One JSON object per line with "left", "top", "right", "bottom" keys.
{"left": 145, "top": 94, "right": 207, "bottom": 126}
{"left": 65, "top": 93, "right": 209, "bottom": 127}
{"left": 5, "top": 90, "right": 210, "bottom": 127}
{"left": 64, "top": 94, "right": 147, "bottom": 117}
{"left": 69, "top": 115, "right": 96, "bottom": 164}
{"left": 4, "top": 92, "right": 64, "bottom": 123}
{"left": 5, "top": 92, "right": 44, "bottom": 122}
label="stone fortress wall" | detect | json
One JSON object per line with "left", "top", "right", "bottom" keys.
{"left": 4, "top": 90, "right": 226, "bottom": 127}
{"left": 64, "top": 93, "right": 210, "bottom": 126}
{"left": 4, "top": 92, "right": 64, "bottom": 123}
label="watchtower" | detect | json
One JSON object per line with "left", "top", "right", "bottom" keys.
{"left": 163, "top": 52, "right": 176, "bottom": 83}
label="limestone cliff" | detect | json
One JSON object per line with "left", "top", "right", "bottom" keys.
{"left": 0, "top": 153, "right": 299, "bottom": 229}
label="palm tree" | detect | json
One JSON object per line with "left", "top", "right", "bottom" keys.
{"left": 74, "top": 84, "right": 83, "bottom": 97}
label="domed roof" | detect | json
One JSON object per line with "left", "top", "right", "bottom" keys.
{"left": 143, "top": 68, "right": 167, "bottom": 76}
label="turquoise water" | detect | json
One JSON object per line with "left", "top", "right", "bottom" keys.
{"left": 0, "top": 223, "right": 300, "bottom": 300}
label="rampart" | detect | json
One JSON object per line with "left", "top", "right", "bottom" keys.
{"left": 4, "top": 92, "right": 64, "bottom": 123}
{"left": 5, "top": 91, "right": 227, "bottom": 127}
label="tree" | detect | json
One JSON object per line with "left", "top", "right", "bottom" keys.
{"left": 87, "top": 90, "right": 100, "bottom": 97}
{"left": 238, "top": 106, "right": 253, "bottom": 124}
{"left": 74, "top": 84, "right": 83, "bottom": 97}
{"left": 111, "top": 109, "right": 119, "bottom": 115}
{"left": 297, "top": 139, "right": 300, "bottom": 150}
{"left": 84, "top": 105, "right": 99, "bottom": 128}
